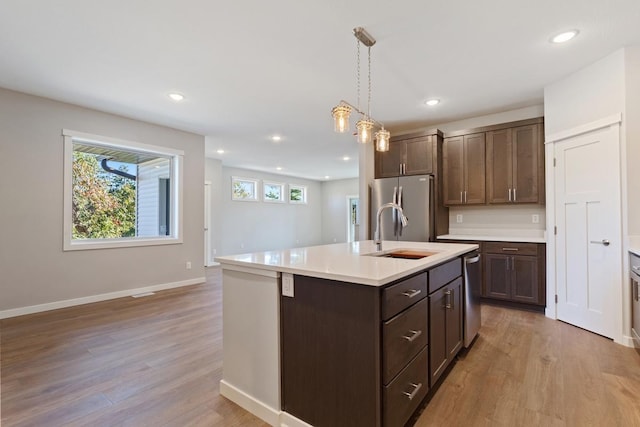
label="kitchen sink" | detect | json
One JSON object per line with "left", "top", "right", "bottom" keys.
{"left": 365, "top": 249, "right": 438, "bottom": 260}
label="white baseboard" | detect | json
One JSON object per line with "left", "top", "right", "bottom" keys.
{"left": 0, "top": 277, "right": 205, "bottom": 319}
{"left": 219, "top": 380, "right": 313, "bottom": 427}
{"left": 220, "top": 380, "right": 280, "bottom": 426}
{"left": 279, "top": 412, "right": 314, "bottom": 427}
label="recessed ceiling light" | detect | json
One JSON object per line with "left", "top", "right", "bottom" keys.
{"left": 551, "top": 30, "right": 579, "bottom": 44}
{"left": 276, "top": 166, "right": 283, "bottom": 171}
{"left": 325, "top": 175, "right": 330, "bottom": 179}
{"left": 271, "top": 135, "right": 282, "bottom": 142}
{"left": 216, "top": 149, "right": 225, "bottom": 154}
{"left": 343, "top": 156, "right": 350, "bottom": 161}
{"left": 425, "top": 99, "right": 440, "bottom": 106}
{"left": 168, "top": 92, "right": 185, "bottom": 102}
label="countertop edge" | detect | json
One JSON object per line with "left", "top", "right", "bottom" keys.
{"left": 437, "top": 234, "right": 546, "bottom": 244}
{"left": 216, "top": 242, "right": 478, "bottom": 287}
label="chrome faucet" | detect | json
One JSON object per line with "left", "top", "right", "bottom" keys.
{"left": 374, "top": 202, "right": 409, "bottom": 251}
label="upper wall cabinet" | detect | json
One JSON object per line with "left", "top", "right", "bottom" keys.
{"left": 442, "top": 118, "right": 544, "bottom": 207}
{"left": 375, "top": 130, "right": 441, "bottom": 178}
{"left": 486, "top": 124, "right": 544, "bottom": 204}
{"left": 443, "top": 133, "right": 486, "bottom": 205}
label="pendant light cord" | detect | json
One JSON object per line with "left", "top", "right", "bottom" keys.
{"left": 367, "top": 46, "right": 372, "bottom": 118}
{"left": 356, "top": 39, "right": 361, "bottom": 112}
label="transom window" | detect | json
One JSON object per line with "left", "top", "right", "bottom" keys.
{"left": 63, "top": 129, "right": 183, "bottom": 250}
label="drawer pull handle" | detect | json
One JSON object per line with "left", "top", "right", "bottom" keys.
{"left": 401, "top": 289, "right": 421, "bottom": 299}
{"left": 402, "top": 330, "right": 422, "bottom": 342}
{"left": 502, "top": 248, "right": 519, "bottom": 251}
{"left": 403, "top": 382, "right": 422, "bottom": 400}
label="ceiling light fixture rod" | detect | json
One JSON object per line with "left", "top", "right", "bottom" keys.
{"left": 353, "top": 27, "right": 376, "bottom": 47}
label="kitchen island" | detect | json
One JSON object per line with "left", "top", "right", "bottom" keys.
{"left": 216, "top": 240, "right": 477, "bottom": 427}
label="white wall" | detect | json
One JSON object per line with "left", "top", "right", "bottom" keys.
{"left": 448, "top": 205, "right": 546, "bottom": 237}
{"left": 205, "top": 158, "right": 223, "bottom": 263}
{"left": 321, "top": 178, "right": 359, "bottom": 244}
{"left": 216, "top": 167, "right": 323, "bottom": 255}
{"left": 0, "top": 88, "right": 205, "bottom": 314}
{"left": 544, "top": 49, "right": 626, "bottom": 137}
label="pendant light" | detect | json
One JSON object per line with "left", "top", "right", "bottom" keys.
{"left": 331, "top": 27, "right": 390, "bottom": 151}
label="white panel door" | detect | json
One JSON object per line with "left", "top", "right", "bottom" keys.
{"left": 555, "top": 125, "right": 621, "bottom": 338}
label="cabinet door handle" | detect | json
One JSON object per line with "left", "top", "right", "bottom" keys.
{"left": 401, "top": 289, "right": 422, "bottom": 299}
{"left": 513, "top": 188, "right": 517, "bottom": 201}
{"left": 508, "top": 188, "right": 512, "bottom": 202}
{"left": 402, "top": 329, "right": 422, "bottom": 342}
{"left": 590, "top": 239, "right": 610, "bottom": 246}
{"left": 460, "top": 191, "right": 463, "bottom": 203}
{"left": 464, "top": 191, "right": 467, "bottom": 203}
{"left": 403, "top": 382, "right": 423, "bottom": 400}
{"left": 445, "top": 289, "right": 452, "bottom": 309}
{"left": 502, "top": 248, "right": 519, "bottom": 252}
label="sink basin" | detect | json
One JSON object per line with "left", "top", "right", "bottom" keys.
{"left": 366, "top": 249, "right": 438, "bottom": 260}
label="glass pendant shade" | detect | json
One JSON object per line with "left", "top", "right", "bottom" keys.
{"left": 375, "top": 128, "right": 390, "bottom": 152}
{"left": 331, "top": 104, "right": 352, "bottom": 133}
{"left": 356, "top": 118, "right": 374, "bottom": 144}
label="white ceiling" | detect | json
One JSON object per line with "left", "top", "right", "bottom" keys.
{"left": 1, "top": 1, "right": 640, "bottom": 180}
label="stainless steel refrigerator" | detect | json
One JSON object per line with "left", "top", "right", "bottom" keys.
{"left": 370, "top": 175, "right": 434, "bottom": 242}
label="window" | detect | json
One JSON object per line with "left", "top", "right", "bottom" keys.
{"left": 289, "top": 185, "right": 307, "bottom": 204}
{"left": 63, "top": 129, "right": 183, "bottom": 250}
{"left": 231, "top": 177, "right": 259, "bottom": 201}
{"left": 263, "top": 182, "right": 285, "bottom": 203}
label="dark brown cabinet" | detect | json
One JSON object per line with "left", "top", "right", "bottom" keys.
{"left": 375, "top": 134, "right": 436, "bottom": 178}
{"left": 429, "top": 277, "right": 463, "bottom": 386}
{"left": 443, "top": 133, "right": 486, "bottom": 205}
{"left": 486, "top": 124, "right": 544, "bottom": 204}
{"left": 427, "top": 258, "right": 463, "bottom": 386}
{"left": 281, "top": 258, "right": 466, "bottom": 427}
{"left": 483, "top": 242, "right": 545, "bottom": 306}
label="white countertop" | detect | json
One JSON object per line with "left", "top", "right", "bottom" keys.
{"left": 438, "top": 234, "right": 546, "bottom": 244}
{"left": 215, "top": 240, "right": 478, "bottom": 287}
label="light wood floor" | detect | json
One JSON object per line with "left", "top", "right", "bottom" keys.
{"left": 2, "top": 267, "right": 639, "bottom": 426}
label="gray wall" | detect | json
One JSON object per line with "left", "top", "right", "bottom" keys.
{"left": 214, "top": 167, "right": 324, "bottom": 255}
{"left": 321, "top": 178, "right": 359, "bottom": 244}
{"left": 0, "top": 88, "right": 205, "bottom": 312}
{"left": 625, "top": 46, "right": 640, "bottom": 236}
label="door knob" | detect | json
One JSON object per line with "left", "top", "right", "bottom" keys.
{"left": 589, "top": 239, "right": 610, "bottom": 246}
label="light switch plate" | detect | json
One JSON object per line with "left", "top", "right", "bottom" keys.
{"left": 532, "top": 214, "right": 540, "bottom": 224}
{"left": 282, "top": 273, "right": 294, "bottom": 297}
{"left": 456, "top": 214, "right": 463, "bottom": 223}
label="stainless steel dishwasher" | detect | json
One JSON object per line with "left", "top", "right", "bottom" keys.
{"left": 464, "top": 251, "right": 481, "bottom": 347}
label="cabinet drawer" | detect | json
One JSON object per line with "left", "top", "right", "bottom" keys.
{"left": 484, "top": 241, "right": 538, "bottom": 256}
{"left": 382, "top": 298, "right": 428, "bottom": 385}
{"left": 428, "top": 258, "right": 462, "bottom": 293}
{"left": 382, "top": 272, "right": 428, "bottom": 320}
{"left": 383, "top": 348, "right": 429, "bottom": 427}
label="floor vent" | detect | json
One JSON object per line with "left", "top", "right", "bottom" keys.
{"left": 132, "top": 292, "right": 156, "bottom": 298}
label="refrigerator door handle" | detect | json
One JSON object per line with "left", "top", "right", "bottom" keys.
{"left": 398, "top": 186, "right": 404, "bottom": 237}
{"left": 392, "top": 186, "right": 398, "bottom": 236}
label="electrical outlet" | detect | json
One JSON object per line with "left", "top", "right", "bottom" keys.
{"left": 282, "top": 273, "right": 294, "bottom": 297}
{"left": 186, "top": 261, "right": 192, "bottom": 269}
{"left": 532, "top": 214, "right": 539, "bottom": 224}
{"left": 456, "top": 214, "right": 463, "bottom": 223}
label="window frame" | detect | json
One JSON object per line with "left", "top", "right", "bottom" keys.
{"left": 62, "top": 129, "right": 184, "bottom": 251}
{"left": 289, "top": 184, "right": 308, "bottom": 204}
